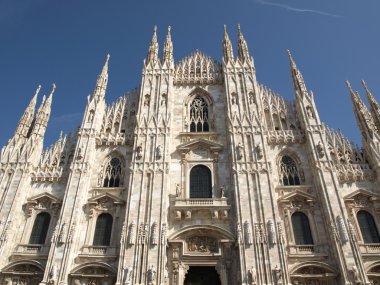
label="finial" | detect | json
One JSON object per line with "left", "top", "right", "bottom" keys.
{"left": 106, "top": 53, "right": 110, "bottom": 62}
{"left": 154, "top": 25, "right": 157, "bottom": 33}
{"left": 361, "top": 80, "right": 370, "bottom": 94}
{"left": 224, "top": 24, "right": 227, "bottom": 32}
{"left": 50, "top": 83, "right": 56, "bottom": 96}
{"left": 287, "top": 49, "right": 294, "bottom": 61}
{"left": 35, "top": 85, "right": 42, "bottom": 95}
{"left": 168, "top": 25, "right": 171, "bottom": 32}
{"left": 345, "top": 80, "right": 353, "bottom": 92}
{"left": 237, "top": 23, "right": 241, "bottom": 32}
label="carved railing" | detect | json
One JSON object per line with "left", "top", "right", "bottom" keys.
{"left": 80, "top": 246, "right": 118, "bottom": 257}
{"left": 358, "top": 243, "right": 380, "bottom": 254}
{"left": 170, "top": 197, "right": 230, "bottom": 220}
{"left": 13, "top": 244, "right": 50, "bottom": 255}
{"left": 334, "top": 163, "right": 375, "bottom": 183}
{"left": 95, "top": 132, "right": 133, "bottom": 146}
{"left": 288, "top": 244, "right": 328, "bottom": 256}
{"left": 31, "top": 166, "right": 67, "bottom": 183}
{"left": 267, "top": 130, "right": 305, "bottom": 145}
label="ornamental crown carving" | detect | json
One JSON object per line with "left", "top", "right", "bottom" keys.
{"left": 174, "top": 50, "right": 222, "bottom": 85}
{"left": 23, "top": 193, "right": 61, "bottom": 217}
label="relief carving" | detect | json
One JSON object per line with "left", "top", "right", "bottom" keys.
{"left": 186, "top": 236, "right": 218, "bottom": 253}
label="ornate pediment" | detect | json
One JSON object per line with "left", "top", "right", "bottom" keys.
{"left": 87, "top": 193, "right": 124, "bottom": 207}
{"left": 177, "top": 138, "right": 223, "bottom": 158}
{"left": 278, "top": 190, "right": 316, "bottom": 210}
{"left": 23, "top": 193, "right": 61, "bottom": 217}
{"left": 344, "top": 189, "right": 379, "bottom": 208}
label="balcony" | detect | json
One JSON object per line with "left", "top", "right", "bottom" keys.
{"left": 267, "top": 130, "right": 305, "bottom": 145}
{"left": 170, "top": 196, "right": 230, "bottom": 220}
{"left": 13, "top": 244, "right": 50, "bottom": 257}
{"left": 79, "top": 246, "right": 118, "bottom": 258}
{"left": 359, "top": 243, "right": 380, "bottom": 255}
{"left": 288, "top": 244, "right": 328, "bottom": 257}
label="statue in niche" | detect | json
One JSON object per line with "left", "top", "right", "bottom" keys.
{"left": 306, "top": 106, "right": 314, "bottom": 118}
{"left": 237, "top": 143, "right": 244, "bottom": 160}
{"left": 316, "top": 141, "right": 325, "bottom": 158}
{"left": 352, "top": 266, "right": 361, "bottom": 284}
{"left": 123, "top": 266, "right": 133, "bottom": 285}
{"left": 247, "top": 267, "right": 257, "bottom": 285}
{"left": 136, "top": 144, "right": 143, "bottom": 159}
{"left": 156, "top": 145, "right": 162, "bottom": 159}
{"left": 220, "top": 185, "right": 226, "bottom": 198}
{"left": 237, "top": 223, "right": 243, "bottom": 244}
{"left": 147, "top": 265, "right": 156, "bottom": 284}
{"left": 87, "top": 110, "right": 95, "bottom": 122}
{"left": 76, "top": 147, "right": 83, "bottom": 161}
{"left": 273, "top": 265, "right": 282, "bottom": 285}
{"left": 255, "top": 144, "right": 263, "bottom": 159}
{"left": 175, "top": 183, "right": 181, "bottom": 198}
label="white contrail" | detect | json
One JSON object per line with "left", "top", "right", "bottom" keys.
{"left": 256, "top": 0, "right": 342, "bottom": 18}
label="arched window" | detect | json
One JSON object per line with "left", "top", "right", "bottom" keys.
{"left": 103, "top": 157, "right": 122, "bottom": 187}
{"left": 357, "top": 211, "right": 380, "bottom": 243}
{"left": 189, "top": 97, "right": 209, "bottom": 132}
{"left": 190, "top": 165, "right": 212, "bottom": 198}
{"left": 29, "top": 212, "right": 51, "bottom": 244}
{"left": 291, "top": 212, "right": 313, "bottom": 245}
{"left": 93, "top": 213, "right": 113, "bottom": 246}
{"left": 280, "top": 156, "right": 301, "bottom": 185}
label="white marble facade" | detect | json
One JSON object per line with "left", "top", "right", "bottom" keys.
{"left": 1, "top": 25, "right": 380, "bottom": 285}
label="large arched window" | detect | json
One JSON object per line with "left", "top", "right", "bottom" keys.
{"left": 189, "top": 97, "right": 209, "bottom": 132}
{"left": 291, "top": 212, "right": 313, "bottom": 245}
{"left": 190, "top": 165, "right": 212, "bottom": 198}
{"left": 280, "top": 156, "right": 301, "bottom": 186}
{"left": 357, "top": 211, "right": 380, "bottom": 243}
{"left": 103, "top": 157, "right": 122, "bottom": 187}
{"left": 93, "top": 213, "right": 113, "bottom": 246}
{"left": 29, "top": 212, "right": 51, "bottom": 244}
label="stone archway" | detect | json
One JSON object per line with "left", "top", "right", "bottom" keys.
{"left": 184, "top": 266, "right": 221, "bottom": 285}
{"left": 0, "top": 261, "right": 44, "bottom": 285}
{"left": 69, "top": 263, "right": 116, "bottom": 285}
{"left": 368, "top": 264, "right": 380, "bottom": 284}
{"left": 290, "top": 263, "right": 338, "bottom": 285}
{"left": 168, "top": 226, "right": 234, "bottom": 285}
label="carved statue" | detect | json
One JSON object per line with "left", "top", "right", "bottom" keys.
{"left": 316, "top": 141, "right": 325, "bottom": 158}
{"left": 247, "top": 267, "right": 257, "bottom": 285}
{"left": 244, "top": 221, "right": 253, "bottom": 245}
{"left": 156, "top": 145, "right": 162, "bottom": 159}
{"left": 175, "top": 183, "right": 181, "bottom": 198}
{"left": 136, "top": 144, "right": 143, "bottom": 159}
{"left": 147, "top": 265, "right": 157, "bottom": 284}
{"left": 352, "top": 266, "right": 362, "bottom": 284}
{"left": 220, "top": 185, "right": 226, "bottom": 198}
{"left": 237, "top": 223, "right": 243, "bottom": 244}
{"left": 123, "top": 266, "right": 133, "bottom": 285}
{"left": 273, "top": 265, "right": 282, "bottom": 284}
{"left": 237, "top": 143, "right": 244, "bottom": 160}
{"left": 255, "top": 144, "right": 263, "bottom": 159}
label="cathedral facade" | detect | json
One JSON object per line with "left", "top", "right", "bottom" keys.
{"left": 1, "top": 25, "right": 380, "bottom": 285}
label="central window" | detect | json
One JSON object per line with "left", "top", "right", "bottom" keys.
{"left": 189, "top": 97, "right": 209, "bottom": 132}
{"left": 190, "top": 165, "right": 212, "bottom": 198}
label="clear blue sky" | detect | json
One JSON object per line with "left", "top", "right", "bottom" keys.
{"left": 1, "top": 0, "right": 379, "bottom": 147}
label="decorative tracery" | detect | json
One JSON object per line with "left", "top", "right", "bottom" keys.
{"left": 101, "top": 157, "right": 123, "bottom": 187}
{"left": 189, "top": 97, "right": 209, "bottom": 132}
{"left": 280, "top": 155, "right": 302, "bottom": 185}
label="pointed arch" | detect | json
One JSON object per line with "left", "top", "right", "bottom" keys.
{"left": 277, "top": 151, "right": 304, "bottom": 185}
{"left": 99, "top": 152, "right": 125, "bottom": 188}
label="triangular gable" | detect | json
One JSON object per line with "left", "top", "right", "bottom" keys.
{"left": 88, "top": 193, "right": 124, "bottom": 205}
{"left": 27, "top": 192, "right": 60, "bottom": 204}
{"left": 344, "top": 189, "right": 379, "bottom": 201}
{"left": 279, "top": 190, "right": 316, "bottom": 203}
{"left": 177, "top": 138, "right": 223, "bottom": 153}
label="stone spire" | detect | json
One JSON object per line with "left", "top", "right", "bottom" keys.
{"left": 287, "top": 50, "right": 308, "bottom": 97}
{"left": 92, "top": 54, "right": 110, "bottom": 101}
{"left": 362, "top": 80, "right": 380, "bottom": 131}
{"left": 14, "top": 85, "right": 41, "bottom": 138}
{"left": 346, "top": 80, "right": 377, "bottom": 141}
{"left": 162, "top": 26, "right": 173, "bottom": 65}
{"left": 222, "top": 25, "right": 234, "bottom": 64}
{"left": 237, "top": 24, "right": 250, "bottom": 63}
{"left": 146, "top": 25, "right": 159, "bottom": 64}
{"left": 32, "top": 83, "right": 55, "bottom": 138}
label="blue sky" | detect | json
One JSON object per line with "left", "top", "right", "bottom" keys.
{"left": 0, "top": 0, "right": 379, "bottom": 147}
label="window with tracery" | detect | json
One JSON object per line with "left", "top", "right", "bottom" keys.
{"left": 357, "top": 210, "right": 380, "bottom": 243}
{"left": 93, "top": 213, "right": 113, "bottom": 246}
{"left": 189, "top": 97, "right": 209, "bottom": 132}
{"left": 291, "top": 212, "right": 313, "bottom": 245}
{"left": 29, "top": 212, "right": 51, "bottom": 244}
{"left": 103, "top": 157, "right": 122, "bottom": 187}
{"left": 190, "top": 165, "right": 212, "bottom": 198}
{"left": 280, "top": 156, "right": 301, "bottom": 186}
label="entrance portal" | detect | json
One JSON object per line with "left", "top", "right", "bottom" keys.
{"left": 184, "top": 266, "right": 221, "bottom": 285}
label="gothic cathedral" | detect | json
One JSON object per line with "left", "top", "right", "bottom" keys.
{"left": 1, "top": 25, "right": 380, "bottom": 285}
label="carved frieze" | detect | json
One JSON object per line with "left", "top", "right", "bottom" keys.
{"left": 185, "top": 236, "right": 219, "bottom": 254}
